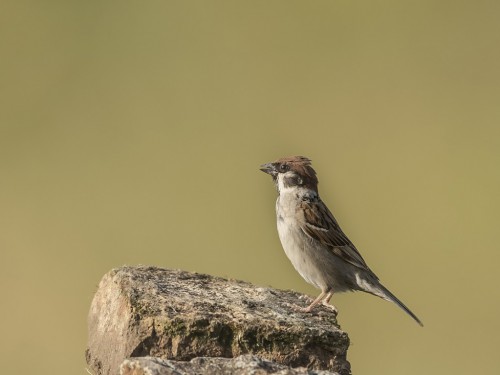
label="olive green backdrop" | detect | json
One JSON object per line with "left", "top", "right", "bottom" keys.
{"left": 1, "top": 1, "right": 499, "bottom": 374}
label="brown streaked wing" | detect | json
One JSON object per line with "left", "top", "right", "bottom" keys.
{"left": 299, "top": 198, "right": 372, "bottom": 272}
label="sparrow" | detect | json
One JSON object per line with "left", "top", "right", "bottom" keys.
{"left": 260, "top": 156, "right": 423, "bottom": 326}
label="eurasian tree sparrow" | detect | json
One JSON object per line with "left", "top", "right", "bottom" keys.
{"left": 260, "top": 156, "right": 423, "bottom": 326}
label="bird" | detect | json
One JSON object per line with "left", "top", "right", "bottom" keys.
{"left": 260, "top": 155, "right": 423, "bottom": 326}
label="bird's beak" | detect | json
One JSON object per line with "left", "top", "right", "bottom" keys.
{"left": 260, "top": 162, "right": 276, "bottom": 175}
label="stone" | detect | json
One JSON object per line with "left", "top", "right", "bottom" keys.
{"left": 86, "top": 266, "right": 350, "bottom": 375}
{"left": 120, "top": 354, "right": 341, "bottom": 375}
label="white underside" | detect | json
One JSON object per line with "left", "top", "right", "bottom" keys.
{"left": 275, "top": 182, "right": 327, "bottom": 290}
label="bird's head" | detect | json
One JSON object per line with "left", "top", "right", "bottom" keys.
{"left": 260, "top": 156, "right": 319, "bottom": 193}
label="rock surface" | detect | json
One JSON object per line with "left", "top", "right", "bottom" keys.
{"left": 120, "top": 355, "right": 341, "bottom": 375}
{"left": 86, "top": 266, "right": 350, "bottom": 375}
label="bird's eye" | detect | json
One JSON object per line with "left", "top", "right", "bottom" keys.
{"left": 279, "top": 164, "right": 289, "bottom": 172}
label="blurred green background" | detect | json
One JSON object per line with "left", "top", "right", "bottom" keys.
{"left": 1, "top": 1, "right": 499, "bottom": 374}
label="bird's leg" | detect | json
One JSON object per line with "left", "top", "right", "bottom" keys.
{"left": 291, "top": 291, "right": 338, "bottom": 314}
{"left": 320, "top": 291, "right": 337, "bottom": 313}
{"left": 291, "top": 291, "right": 327, "bottom": 313}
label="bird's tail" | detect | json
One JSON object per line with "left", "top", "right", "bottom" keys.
{"left": 370, "top": 282, "right": 424, "bottom": 327}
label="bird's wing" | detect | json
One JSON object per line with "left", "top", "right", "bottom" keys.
{"left": 299, "top": 197, "right": 372, "bottom": 272}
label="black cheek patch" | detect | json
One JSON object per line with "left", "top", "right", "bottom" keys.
{"left": 283, "top": 175, "right": 303, "bottom": 187}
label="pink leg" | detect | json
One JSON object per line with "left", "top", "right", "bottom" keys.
{"left": 320, "top": 291, "right": 337, "bottom": 313}
{"left": 302, "top": 291, "right": 327, "bottom": 312}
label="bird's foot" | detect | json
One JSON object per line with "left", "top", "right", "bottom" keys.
{"left": 320, "top": 300, "right": 338, "bottom": 314}
{"left": 288, "top": 291, "right": 337, "bottom": 314}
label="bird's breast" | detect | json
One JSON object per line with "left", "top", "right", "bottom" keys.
{"left": 275, "top": 195, "right": 324, "bottom": 289}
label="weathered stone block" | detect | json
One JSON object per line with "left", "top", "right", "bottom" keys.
{"left": 86, "top": 266, "right": 350, "bottom": 375}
